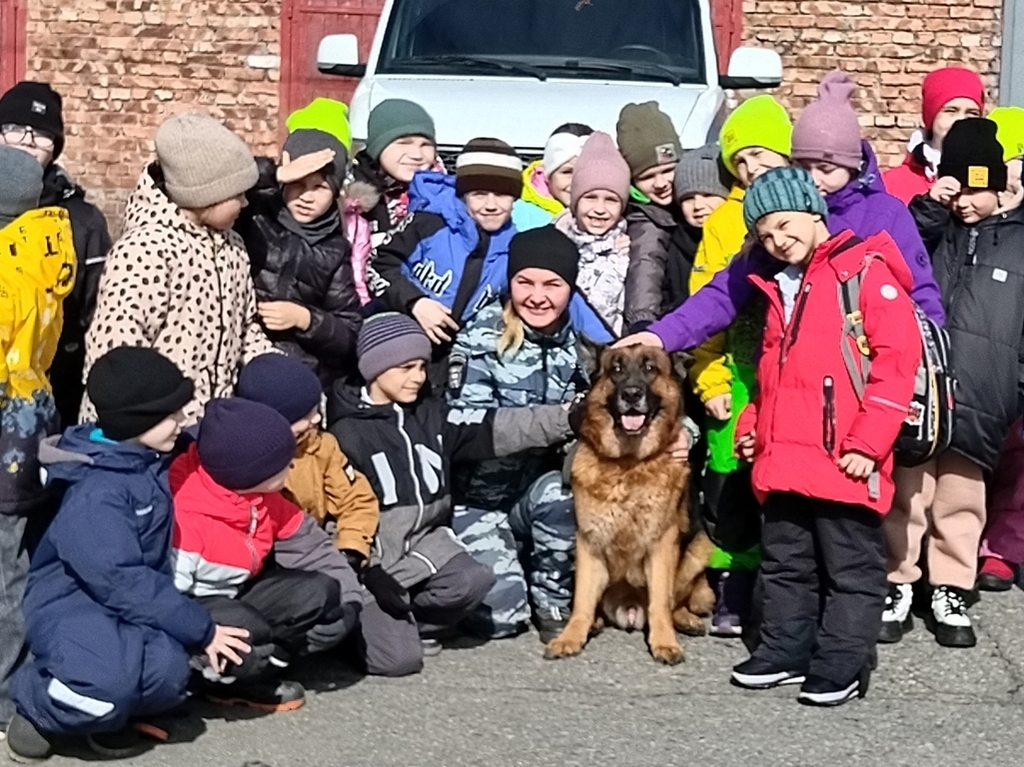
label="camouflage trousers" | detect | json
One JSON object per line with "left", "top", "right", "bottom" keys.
{"left": 452, "top": 471, "right": 575, "bottom": 638}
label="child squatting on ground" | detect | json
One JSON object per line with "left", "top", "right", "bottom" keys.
{"left": 6, "top": 348, "right": 250, "bottom": 761}
{"left": 728, "top": 167, "right": 921, "bottom": 706}
{"left": 171, "top": 397, "right": 363, "bottom": 710}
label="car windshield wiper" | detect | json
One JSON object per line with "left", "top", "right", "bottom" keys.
{"left": 546, "top": 58, "right": 684, "bottom": 86}
{"left": 404, "top": 54, "right": 547, "bottom": 81}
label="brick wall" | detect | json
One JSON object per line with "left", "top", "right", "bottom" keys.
{"left": 743, "top": 0, "right": 1003, "bottom": 170}
{"left": 25, "top": 0, "right": 282, "bottom": 234}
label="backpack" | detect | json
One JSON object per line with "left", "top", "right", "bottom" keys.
{"left": 837, "top": 254, "right": 955, "bottom": 468}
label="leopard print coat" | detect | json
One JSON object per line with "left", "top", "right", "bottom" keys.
{"left": 82, "top": 164, "right": 273, "bottom": 426}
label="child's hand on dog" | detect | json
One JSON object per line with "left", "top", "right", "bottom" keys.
{"left": 838, "top": 451, "right": 876, "bottom": 479}
{"left": 206, "top": 625, "right": 251, "bottom": 673}
{"left": 735, "top": 431, "right": 756, "bottom": 460}
{"left": 668, "top": 429, "right": 690, "bottom": 464}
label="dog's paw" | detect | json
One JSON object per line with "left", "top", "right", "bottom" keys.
{"left": 544, "top": 635, "right": 585, "bottom": 660}
{"left": 650, "top": 642, "right": 685, "bottom": 665}
{"left": 673, "top": 608, "right": 708, "bottom": 637}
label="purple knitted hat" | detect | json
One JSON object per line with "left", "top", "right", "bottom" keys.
{"left": 791, "top": 70, "right": 862, "bottom": 171}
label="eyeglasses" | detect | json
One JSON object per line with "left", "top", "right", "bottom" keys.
{"left": 1, "top": 125, "right": 55, "bottom": 150}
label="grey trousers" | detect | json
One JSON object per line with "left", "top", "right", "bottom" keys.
{"left": 0, "top": 513, "right": 30, "bottom": 728}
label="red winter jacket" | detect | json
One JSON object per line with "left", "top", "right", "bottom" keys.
{"left": 735, "top": 231, "right": 921, "bottom": 514}
{"left": 882, "top": 154, "right": 932, "bottom": 206}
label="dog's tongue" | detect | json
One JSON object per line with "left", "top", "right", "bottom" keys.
{"left": 621, "top": 414, "right": 645, "bottom": 432}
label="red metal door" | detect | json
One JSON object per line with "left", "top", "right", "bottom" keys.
{"left": 280, "top": 0, "right": 385, "bottom": 118}
{"left": 710, "top": 0, "right": 743, "bottom": 74}
{"left": 0, "top": 0, "right": 25, "bottom": 93}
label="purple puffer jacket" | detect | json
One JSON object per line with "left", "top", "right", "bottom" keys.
{"left": 650, "top": 140, "right": 945, "bottom": 351}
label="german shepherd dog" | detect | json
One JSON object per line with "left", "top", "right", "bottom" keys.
{"left": 545, "top": 343, "right": 713, "bottom": 665}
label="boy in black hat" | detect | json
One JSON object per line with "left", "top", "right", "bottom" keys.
{"left": 6, "top": 347, "right": 250, "bottom": 761}
{"left": 0, "top": 81, "right": 112, "bottom": 427}
{"left": 901, "top": 118, "right": 1024, "bottom": 648}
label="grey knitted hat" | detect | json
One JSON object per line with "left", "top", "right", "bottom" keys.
{"left": 674, "top": 143, "right": 733, "bottom": 204}
{"left": 0, "top": 145, "right": 43, "bottom": 227}
{"left": 742, "top": 166, "right": 828, "bottom": 231}
{"left": 155, "top": 112, "right": 259, "bottom": 209}
{"left": 357, "top": 312, "right": 432, "bottom": 383}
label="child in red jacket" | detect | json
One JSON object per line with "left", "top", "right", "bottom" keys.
{"left": 171, "top": 398, "right": 362, "bottom": 713}
{"left": 729, "top": 168, "right": 921, "bottom": 707}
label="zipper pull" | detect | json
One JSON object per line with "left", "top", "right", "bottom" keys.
{"left": 822, "top": 376, "right": 836, "bottom": 454}
{"left": 967, "top": 229, "right": 979, "bottom": 263}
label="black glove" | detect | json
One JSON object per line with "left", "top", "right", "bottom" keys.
{"left": 361, "top": 564, "right": 411, "bottom": 618}
{"left": 305, "top": 603, "right": 359, "bottom": 654}
{"left": 341, "top": 549, "right": 365, "bottom": 572}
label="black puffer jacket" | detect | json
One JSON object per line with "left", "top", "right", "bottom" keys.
{"left": 910, "top": 195, "right": 1024, "bottom": 472}
{"left": 41, "top": 165, "right": 112, "bottom": 428}
{"left": 237, "top": 160, "right": 362, "bottom": 385}
{"left": 664, "top": 220, "right": 702, "bottom": 314}
{"left": 623, "top": 200, "right": 685, "bottom": 331}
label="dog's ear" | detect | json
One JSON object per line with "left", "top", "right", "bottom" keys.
{"left": 577, "top": 336, "right": 608, "bottom": 379}
{"left": 669, "top": 351, "right": 695, "bottom": 382}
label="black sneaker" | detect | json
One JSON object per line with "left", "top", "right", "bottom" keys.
{"left": 205, "top": 679, "right": 306, "bottom": 712}
{"left": 798, "top": 667, "right": 870, "bottom": 707}
{"left": 730, "top": 657, "right": 806, "bottom": 690}
{"left": 926, "top": 585, "right": 977, "bottom": 648}
{"left": 879, "top": 583, "right": 914, "bottom": 643}
{"left": 86, "top": 728, "right": 144, "bottom": 759}
{"left": 421, "top": 638, "right": 443, "bottom": 657}
{"left": 5, "top": 713, "right": 53, "bottom": 762}
{"left": 533, "top": 607, "right": 569, "bottom": 645}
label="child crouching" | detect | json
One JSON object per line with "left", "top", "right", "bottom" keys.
{"left": 236, "top": 352, "right": 381, "bottom": 567}
{"left": 7, "top": 348, "right": 249, "bottom": 761}
{"left": 730, "top": 168, "right": 920, "bottom": 706}
{"left": 171, "top": 398, "right": 362, "bottom": 712}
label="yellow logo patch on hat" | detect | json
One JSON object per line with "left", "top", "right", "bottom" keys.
{"left": 967, "top": 166, "right": 989, "bottom": 188}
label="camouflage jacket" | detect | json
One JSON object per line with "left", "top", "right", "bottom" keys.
{"left": 448, "top": 299, "right": 589, "bottom": 510}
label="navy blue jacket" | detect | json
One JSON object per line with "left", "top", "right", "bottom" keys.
{"left": 25, "top": 425, "right": 214, "bottom": 650}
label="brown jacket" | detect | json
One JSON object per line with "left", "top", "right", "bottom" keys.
{"left": 82, "top": 164, "right": 273, "bottom": 425}
{"left": 283, "top": 429, "right": 380, "bottom": 559}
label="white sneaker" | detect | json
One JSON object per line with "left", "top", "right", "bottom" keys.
{"left": 927, "top": 585, "right": 976, "bottom": 648}
{"left": 879, "top": 583, "right": 914, "bottom": 643}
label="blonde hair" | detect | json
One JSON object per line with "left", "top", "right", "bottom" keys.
{"left": 496, "top": 300, "right": 526, "bottom": 359}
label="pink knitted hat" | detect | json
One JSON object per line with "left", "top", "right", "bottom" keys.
{"left": 570, "top": 131, "right": 631, "bottom": 212}
{"left": 791, "top": 70, "right": 862, "bottom": 171}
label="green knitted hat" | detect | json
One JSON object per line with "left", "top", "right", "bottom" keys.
{"left": 365, "top": 99, "right": 436, "bottom": 161}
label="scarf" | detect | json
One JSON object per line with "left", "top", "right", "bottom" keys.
{"left": 277, "top": 202, "right": 341, "bottom": 246}
{"left": 555, "top": 212, "right": 630, "bottom": 335}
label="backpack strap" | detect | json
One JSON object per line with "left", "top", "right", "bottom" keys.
{"left": 838, "top": 276, "right": 871, "bottom": 400}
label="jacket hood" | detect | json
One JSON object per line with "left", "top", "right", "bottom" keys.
{"left": 122, "top": 163, "right": 204, "bottom": 236}
{"left": 825, "top": 231, "right": 915, "bottom": 294}
{"left": 328, "top": 384, "right": 403, "bottom": 427}
{"left": 38, "top": 424, "right": 164, "bottom": 485}
{"left": 521, "top": 161, "right": 563, "bottom": 216}
{"left": 825, "top": 140, "right": 886, "bottom": 213}
{"left": 39, "top": 164, "right": 84, "bottom": 206}
{"left": 625, "top": 199, "right": 679, "bottom": 229}
{"left": 408, "top": 171, "right": 477, "bottom": 236}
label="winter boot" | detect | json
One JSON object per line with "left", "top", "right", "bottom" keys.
{"left": 86, "top": 728, "right": 144, "bottom": 759}
{"left": 879, "top": 583, "right": 914, "bottom": 643}
{"left": 204, "top": 679, "right": 306, "bottom": 712}
{"left": 5, "top": 713, "right": 53, "bottom": 763}
{"left": 710, "top": 569, "right": 755, "bottom": 637}
{"left": 977, "top": 556, "right": 1016, "bottom": 592}
{"left": 926, "top": 585, "right": 977, "bottom": 648}
{"left": 533, "top": 606, "right": 570, "bottom": 644}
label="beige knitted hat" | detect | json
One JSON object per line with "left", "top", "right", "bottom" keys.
{"left": 155, "top": 112, "right": 258, "bottom": 209}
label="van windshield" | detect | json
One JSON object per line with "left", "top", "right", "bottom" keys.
{"left": 376, "top": 0, "right": 705, "bottom": 85}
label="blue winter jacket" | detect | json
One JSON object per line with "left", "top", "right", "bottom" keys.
{"left": 24, "top": 425, "right": 214, "bottom": 651}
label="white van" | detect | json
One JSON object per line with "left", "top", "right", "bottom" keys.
{"left": 317, "top": 0, "right": 781, "bottom": 160}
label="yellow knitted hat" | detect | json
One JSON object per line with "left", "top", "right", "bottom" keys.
{"left": 719, "top": 95, "right": 793, "bottom": 177}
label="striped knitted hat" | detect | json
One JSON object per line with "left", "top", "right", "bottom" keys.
{"left": 357, "top": 312, "right": 432, "bottom": 383}
{"left": 455, "top": 138, "right": 523, "bottom": 198}
{"left": 742, "top": 166, "right": 828, "bottom": 231}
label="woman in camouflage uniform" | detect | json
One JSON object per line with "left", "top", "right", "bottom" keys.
{"left": 447, "top": 227, "right": 613, "bottom": 642}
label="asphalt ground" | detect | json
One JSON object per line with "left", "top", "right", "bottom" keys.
{"left": 23, "top": 584, "right": 1024, "bottom": 767}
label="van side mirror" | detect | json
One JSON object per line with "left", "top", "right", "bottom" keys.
{"left": 318, "top": 34, "right": 366, "bottom": 77}
{"left": 719, "top": 47, "right": 783, "bottom": 89}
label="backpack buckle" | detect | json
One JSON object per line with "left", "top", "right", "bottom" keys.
{"left": 846, "top": 310, "right": 863, "bottom": 325}
{"left": 856, "top": 334, "right": 871, "bottom": 356}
